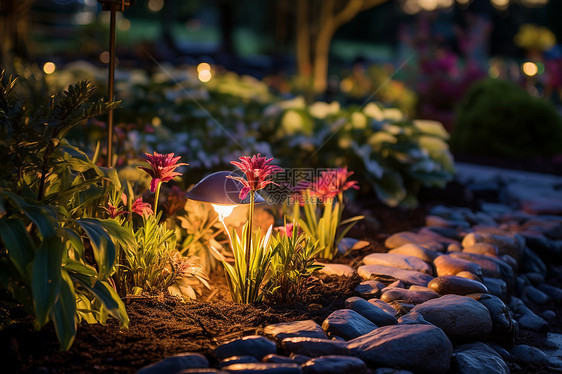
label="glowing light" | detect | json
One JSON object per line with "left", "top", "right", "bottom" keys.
{"left": 197, "top": 62, "right": 211, "bottom": 73}
{"left": 491, "top": 0, "right": 509, "bottom": 9}
{"left": 522, "top": 62, "right": 538, "bottom": 76}
{"left": 151, "top": 117, "right": 162, "bottom": 127}
{"left": 198, "top": 69, "right": 212, "bottom": 83}
{"left": 100, "top": 51, "right": 110, "bottom": 64}
{"left": 118, "top": 18, "right": 131, "bottom": 31}
{"left": 148, "top": 0, "right": 164, "bottom": 12}
{"left": 489, "top": 66, "right": 500, "bottom": 78}
{"left": 43, "top": 62, "right": 56, "bottom": 74}
{"left": 339, "top": 78, "right": 353, "bottom": 93}
{"left": 212, "top": 204, "right": 236, "bottom": 221}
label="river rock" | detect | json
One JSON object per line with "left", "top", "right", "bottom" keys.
{"left": 368, "top": 299, "right": 397, "bottom": 316}
{"left": 523, "top": 285, "right": 550, "bottom": 304}
{"left": 473, "top": 294, "right": 518, "bottom": 346}
{"left": 397, "top": 311, "right": 432, "bottom": 325}
{"left": 220, "top": 362, "right": 301, "bottom": 373}
{"left": 509, "top": 297, "right": 548, "bottom": 332}
{"left": 510, "top": 345, "right": 550, "bottom": 367}
{"left": 463, "top": 242, "right": 499, "bottom": 257}
{"left": 347, "top": 324, "right": 452, "bottom": 374}
{"left": 345, "top": 297, "right": 397, "bottom": 326}
{"left": 411, "top": 295, "right": 492, "bottom": 341}
{"left": 462, "top": 232, "right": 524, "bottom": 262}
{"left": 262, "top": 355, "right": 297, "bottom": 364}
{"left": 281, "top": 337, "right": 349, "bottom": 357}
{"left": 138, "top": 353, "right": 209, "bottom": 374}
{"left": 520, "top": 247, "right": 547, "bottom": 275}
{"left": 354, "top": 280, "right": 385, "bottom": 298}
{"left": 388, "top": 243, "right": 439, "bottom": 262}
{"left": 381, "top": 288, "right": 440, "bottom": 304}
{"left": 537, "top": 283, "right": 562, "bottom": 303}
{"left": 482, "top": 277, "right": 507, "bottom": 300}
{"left": 358, "top": 264, "right": 434, "bottom": 286}
{"left": 322, "top": 309, "right": 377, "bottom": 340}
{"left": 363, "top": 253, "right": 433, "bottom": 275}
{"left": 301, "top": 356, "right": 367, "bottom": 374}
{"left": 426, "top": 215, "right": 470, "bottom": 228}
{"left": 448, "top": 252, "right": 505, "bottom": 279}
{"left": 428, "top": 275, "right": 488, "bottom": 296}
{"left": 214, "top": 336, "right": 276, "bottom": 360}
{"left": 453, "top": 342, "right": 509, "bottom": 374}
{"left": 338, "top": 238, "right": 370, "bottom": 254}
{"left": 384, "top": 231, "right": 444, "bottom": 251}
{"left": 373, "top": 369, "right": 414, "bottom": 374}
{"left": 455, "top": 271, "right": 483, "bottom": 282}
{"left": 177, "top": 369, "right": 227, "bottom": 374}
{"left": 264, "top": 320, "right": 327, "bottom": 342}
{"left": 218, "top": 356, "right": 258, "bottom": 369}
{"left": 316, "top": 262, "right": 355, "bottom": 277}
{"left": 434, "top": 255, "right": 483, "bottom": 278}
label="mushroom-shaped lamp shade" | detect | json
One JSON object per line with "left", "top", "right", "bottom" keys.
{"left": 185, "top": 171, "right": 265, "bottom": 206}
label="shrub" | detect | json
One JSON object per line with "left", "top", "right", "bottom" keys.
{"left": 451, "top": 78, "right": 562, "bottom": 159}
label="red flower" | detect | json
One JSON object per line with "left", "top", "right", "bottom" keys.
{"left": 308, "top": 167, "right": 359, "bottom": 200}
{"left": 132, "top": 198, "right": 154, "bottom": 217}
{"left": 139, "top": 152, "right": 188, "bottom": 192}
{"left": 103, "top": 203, "right": 128, "bottom": 219}
{"left": 229, "top": 154, "right": 283, "bottom": 200}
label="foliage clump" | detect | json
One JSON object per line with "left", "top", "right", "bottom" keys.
{"left": 451, "top": 78, "right": 562, "bottom": 159}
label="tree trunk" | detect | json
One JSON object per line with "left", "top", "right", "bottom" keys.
{"left": 296, "top": 0, "right": 311, "bottom": 78}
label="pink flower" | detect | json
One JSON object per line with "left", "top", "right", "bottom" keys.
{"left": 139, "top": 152, "right": 188, "bottom": 192}
{"left": 103, "top": 203, "right": 128, "bottom": 219}
{"left": 228, "top": 154, "right": 283, "bottom": 200}
{"left": 308, "top": 167, "right": 359, "bottom": 200}
{"left": 275, "top": 223, "right": 302, "bottom": 238}
{"left": 132, "top": 198, "right": 154, "bottom": 217}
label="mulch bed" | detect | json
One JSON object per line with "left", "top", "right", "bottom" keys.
{"left": 1, "top": 181, "right": 561, "bottom": 373}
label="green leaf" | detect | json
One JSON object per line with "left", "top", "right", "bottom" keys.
{"left": 50, "top": 269, "right": 77, "bottom": 351}
{"left": 60, "top": 227, "right": 85, "bottom": 259}
{"left": 32, "top": 235, "right": 63, "bottom": 327}
{"left": 64, "top": 259, "right": 98, "bottom": 278}
{"left": 0, "top": 217, "right": 36, "bottom": 278}
{"left": 89, "top": 280, "right": 129, "bottom": 328}
{"left": 76, "top": 218, "right": 115, "bottom": 279}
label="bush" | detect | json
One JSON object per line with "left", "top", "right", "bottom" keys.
{"left": 451, "top": 78, "right": 562, "bottom": 159}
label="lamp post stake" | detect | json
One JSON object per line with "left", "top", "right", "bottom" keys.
{"left": 98, "top": 0, "right": 134, "bottom": 167}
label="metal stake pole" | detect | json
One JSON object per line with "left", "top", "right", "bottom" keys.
{"left": 107, "top": 4, "right": 116, "bottom": 167}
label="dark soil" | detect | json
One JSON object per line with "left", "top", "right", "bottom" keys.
{"left": 1, "top": 182, "right": 561, "bottom": 374}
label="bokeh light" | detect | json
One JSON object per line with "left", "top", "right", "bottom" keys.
{"left": 522, "top": 61, "right": 538, "bottom": 77}
{"left": 43, "top": 62, "right": 56, "bottom": 74}
{"left": 148, "top": 0, "right": 164, "bottom": 12}
{"left": 198, "top": 70, "right": 212, "bottom": 83}
{"left": 197, "top": 63, "right": 211, "bottom": 73}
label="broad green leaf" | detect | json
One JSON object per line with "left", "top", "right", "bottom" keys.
{"left": 64, "top": 258, "right": 98, "bottom": 277}
{"left": 413, "top": 119, "right": 450, "bottom": 140}
{"left": 60, "top": 227, "right": 84, "bottom": 259}
{"left": 32, "top": 235, "right": 63, "bottom": 327}
{"left": 50, "top": 269, "right": 77, "bottom": 351}
{"left": 0, "top": 217, "right": 36, "bottom": 278}
{"left": 93, "top": 280, "right": 128, "bottom": 327}
{"left": 76, "top": 218, "right": 115, "bottom": 279}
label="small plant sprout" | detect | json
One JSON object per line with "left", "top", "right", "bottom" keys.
{"left": 297, "top": 167, "right": 363, "bottom": 259}
{"left": 228, "top": 154, "right": 282, "bottom": 271}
